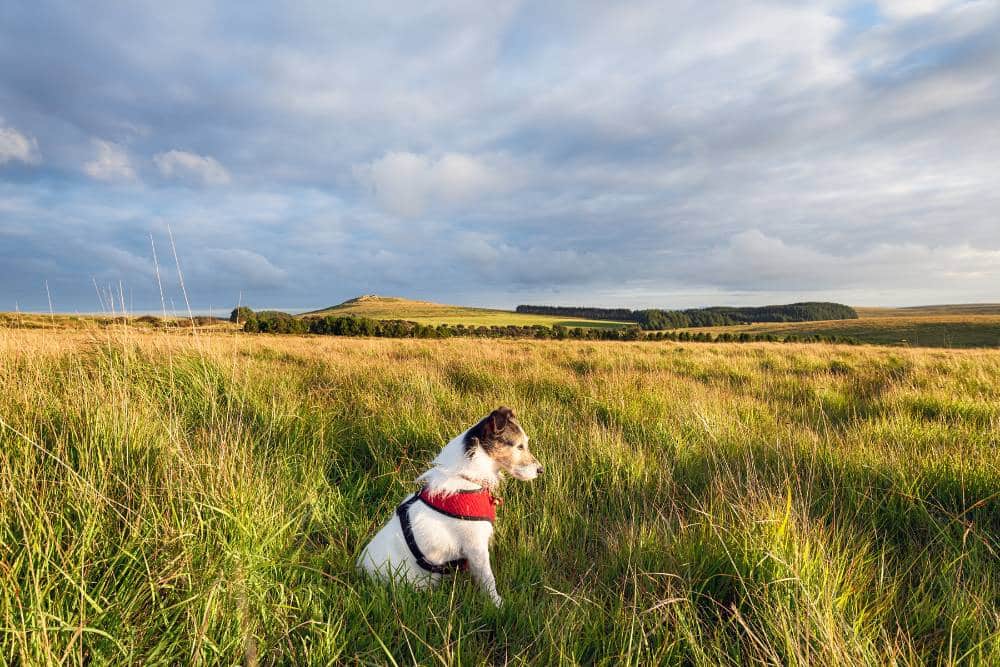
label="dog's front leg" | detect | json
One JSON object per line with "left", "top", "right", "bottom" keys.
{"left": 465, "top": 546, "right": 502, "bottom": 607}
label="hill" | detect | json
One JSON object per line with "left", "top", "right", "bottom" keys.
{"left": 300, "top": 295, "right": 630, "bottom": 329}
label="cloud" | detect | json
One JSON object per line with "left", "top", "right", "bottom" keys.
{"left": 692, "top": 229, "right": 1000, "bottom": 292}
{"left": 0, "top": 120, "right": 40, "bottom": 165}
{"left": 83, "top": 139, "right": 136, "bottom": 182}
{"left": 196, "top": 248, "right": 287, "bottom": 289}
{"left": 355, "top": 151, "right": 511, "bottom": 217}
{"left": 1, "top": 1, "right": 999, "bottom": 310}
{"left": 153, "top": 149, "right": 231, "bottom": 186}
{"left": 878, "top": 0, "right": 954, "bottom": 19}
{"left": 453, "top": 232, "right": 607, "bottom": 286}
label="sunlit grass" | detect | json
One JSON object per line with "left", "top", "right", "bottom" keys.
{"left": 1, "top": 329, "right": 998, "bottom": 664}
{"left": 677, "top": 315, "right": 1000, "bottom": 348}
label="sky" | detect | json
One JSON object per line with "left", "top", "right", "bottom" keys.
{"left": 1, "top": 0, "right": 998, "bottom": 313}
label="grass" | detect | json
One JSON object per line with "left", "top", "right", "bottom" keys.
{"left": 1, "top": 327, "right": 999, "bottom": 664}
{"left": 676, "top": 315, "right": 1000, "bottom": 349}
{"left": 856, "top": 304, "right": 1000, "bottom": 318}
{"left": 0, "top": 312, "right": 233, "bottom": 331}
{"left": 301, "top": 295, "right": 631, "bottom": 329}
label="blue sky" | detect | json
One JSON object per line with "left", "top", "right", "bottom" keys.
{"left": 1, "top": 0, "right": 998, "bottom": 313}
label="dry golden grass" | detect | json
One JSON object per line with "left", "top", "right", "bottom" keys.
{"left": 856, "top": 304, "right": 1000, "bottom": 318}
{"left": 0, "top": 312, "right": 236, "bottom": 332}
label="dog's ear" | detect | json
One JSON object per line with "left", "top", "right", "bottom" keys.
{"left": 465, "top": 436, "right": 480, "bottom": 458}
{"left": 488, "top": 406, "right": 515, "bottom": 434}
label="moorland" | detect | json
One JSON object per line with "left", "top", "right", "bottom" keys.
{"left": 1, "top": 324, "right": 998, "bottom": 664}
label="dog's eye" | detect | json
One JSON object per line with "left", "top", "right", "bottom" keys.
{"left": 517, "top": 444, "right": 524, "bottom": 450}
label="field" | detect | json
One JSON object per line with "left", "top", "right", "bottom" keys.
{"left": 855, "top": 304, "right": 1000, "bottom": 318}
{"left": 675, "top": 315, "right": 1000, "bottom": 349}
{"left": 0, "top": 312, "right": 233, "bottom": 332}
{"left": 2, "top": 328, "right": 999, "bottom": 664}
{"left": 300, "top": 297, "right": 1000, "bottom": 347}
{"left": 301, "top": 295, "right": 630, "bottom": 329}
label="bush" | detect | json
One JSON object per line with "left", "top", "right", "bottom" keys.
{"left": 247, "top": 311, "right": 308, "bottom": 334}
{"left": 230, "top": 306, "right": 254, "bottom": 324}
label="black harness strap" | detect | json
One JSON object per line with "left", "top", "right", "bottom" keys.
{"left": 396, "top": 494, "right": 466, "bottom": 575}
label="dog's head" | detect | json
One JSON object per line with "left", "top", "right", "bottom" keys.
{"left": 464, "top": 406, "right": 543, "bottom": 481}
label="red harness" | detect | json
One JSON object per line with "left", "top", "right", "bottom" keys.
{"left": 396, "top": 486, "right": 502, "bottom": 574}
{"left": 418, "top": 486, "right": 501, "bottom": 523}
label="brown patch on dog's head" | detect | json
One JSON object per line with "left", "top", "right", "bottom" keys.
{"left": 464, "top": 406, "right": 543, "bottom": 480}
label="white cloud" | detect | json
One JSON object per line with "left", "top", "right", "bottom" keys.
{"left": 0, "top": 121, "right": 40, "bottom": 165}
{"left": 153, "top": 149, "right": 231, "bottom": 186}
{"left": 354, "top": 151, "right": 510, "bottom": 217}
{"left": 83, "top": 139, "right": 136, "bottom": 182}
{"left": 878, "top": 0, "right": 954, "bottom": 19}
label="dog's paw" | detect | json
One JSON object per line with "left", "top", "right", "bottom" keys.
{"left": 492, "top": 595, "right": 503, "bottom": 608}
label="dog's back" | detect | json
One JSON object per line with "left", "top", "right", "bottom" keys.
{"left": 357, "top": 492, "right": 493, "bottom": 585}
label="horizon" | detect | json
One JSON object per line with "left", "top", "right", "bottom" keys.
{"left": 2, "top": 2, "right": 999, "bottom": 311}
{"left": 8, "top": 291, "right": 1000, "bottom": 317}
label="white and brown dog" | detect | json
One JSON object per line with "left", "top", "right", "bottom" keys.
{"left": 357, "top": 407, "right": 543, "bottom": 607}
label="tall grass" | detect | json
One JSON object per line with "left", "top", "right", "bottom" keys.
{"left": 1, "top": 329, "right": 998, "bottom": 664}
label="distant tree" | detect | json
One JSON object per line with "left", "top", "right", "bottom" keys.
{"left": 518, "top": 302, "right": 858, "bottom": 330}
{"left": 230, "top": 306, "right": 254, "bottom": 324}
{"left": 245, "top": 310, "right": 306, "bottom": 334}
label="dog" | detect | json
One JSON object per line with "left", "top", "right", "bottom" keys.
{"left": 357, "top": 406, "right": 543, "bottom": 607}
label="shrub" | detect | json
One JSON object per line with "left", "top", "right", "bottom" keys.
{"left": 230, "top": 306, "right": 254, "bottom": 324}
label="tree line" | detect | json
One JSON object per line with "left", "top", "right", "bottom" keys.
{"left": 515, "top": 302, "right": 859, "bottom": 330}
{"left": 231, "top": 308, "right": 859, "bottom": 345}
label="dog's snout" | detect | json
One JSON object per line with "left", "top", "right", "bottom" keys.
{"left": 536, "top": 465, "right": 544, "bottom": 475}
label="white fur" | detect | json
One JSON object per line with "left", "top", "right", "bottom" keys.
{"left": 357, "top": 428, "right": 506, "bottom": 606}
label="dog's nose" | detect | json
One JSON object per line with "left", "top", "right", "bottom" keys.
{"left": 537, "top": 465, "right": 544, "bottom": 475}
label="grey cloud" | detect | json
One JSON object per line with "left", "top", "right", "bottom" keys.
{"left": 194, "top": 249, "right": 288, "bottom": 289}
{"left": 685, "top": 229, "right": 1000, "bottom": 292}
{"left": 0, "top": 1, "right": 998, "bottom": 311}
